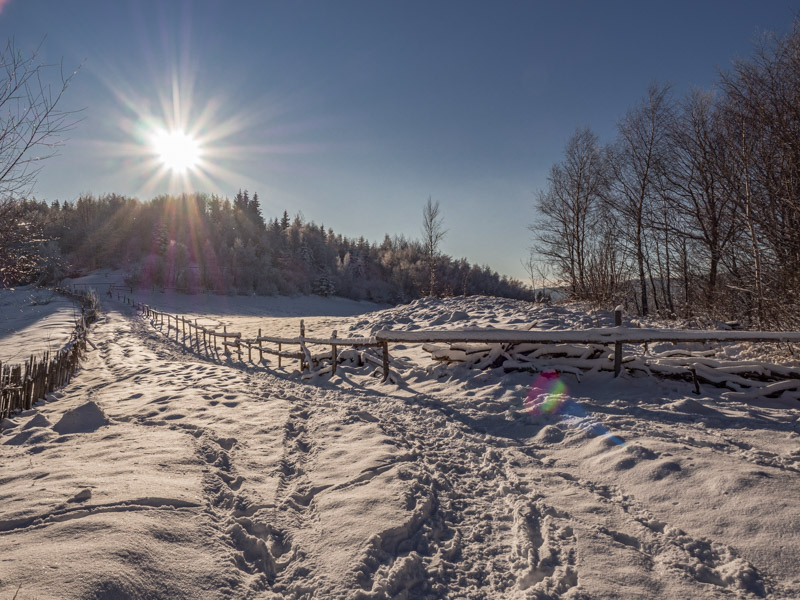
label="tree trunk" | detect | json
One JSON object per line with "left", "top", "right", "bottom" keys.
{"left": 636, "top": 223, "right": 648, "bottom": 316}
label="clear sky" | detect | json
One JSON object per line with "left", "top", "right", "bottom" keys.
{"left": 2, "top": 1, "right": 798, "bottom": 281}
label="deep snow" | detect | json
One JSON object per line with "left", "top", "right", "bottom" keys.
{"left": 1, "top": 286, "right": 799, "bottom": 599}
{"left": 0, "top": 286, "right": 81, "bottom": 364}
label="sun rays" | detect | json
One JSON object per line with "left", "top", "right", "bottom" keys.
{"left": 86, "top": 60, "right": 295, "bottom": 196}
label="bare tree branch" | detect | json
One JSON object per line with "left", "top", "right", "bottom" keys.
{"left": 0, "top": 39, "right": 81, "bottom": 286}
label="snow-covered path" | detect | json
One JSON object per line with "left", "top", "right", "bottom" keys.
{"left": 2, "top": 302, "right": 799, "bottom": 599}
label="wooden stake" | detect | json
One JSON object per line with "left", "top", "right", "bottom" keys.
{"left": 690, "top": 366, "right": 701, "bottom": 395}
{"left": 381, "top": 341, "right": 389, "bottom": 382}
{"left": 614, "top": 306, "right": 623, "bottom": 378}
{"left": 331, "top": 330, "right": 338, "bottom": 376}
{"left": 299, "top": 320, "right": 305, "bottom": 371}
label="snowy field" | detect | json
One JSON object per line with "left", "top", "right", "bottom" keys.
{"left": 0, "top": 286, "right": 82, "bottom": 365}
{"left": 1, "top": 285, "right": 800, "bottom": 599}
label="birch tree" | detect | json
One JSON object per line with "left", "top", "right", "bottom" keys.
{"left": 533, "top": 127, "right": 609, "bottom": 299}
{"left": 422, "top": 197, "right": 446, "bottom": 297}
{"left": 607, "top": 84, "right": 673, "bottom": 316}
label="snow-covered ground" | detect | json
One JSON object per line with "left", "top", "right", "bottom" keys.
{"left": 0, "top": 286, "right": 82, "bottom": 365}
{"left": 1, "top": 291, "right": 799, "bottom": 599}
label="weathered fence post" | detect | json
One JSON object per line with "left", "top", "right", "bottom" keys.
{"left": 258, "top": 328, "right": 263, "bottom": 362}
{"left": 23, "top": 356, "right": 31, "bottom": 410}
{"left": 614, "top": 305, "right": 623, "bottom": 378}
{"left": 381, "top": 341, "right": 390, "bottom": 382}
{"left": 690, "top": 365, "right": 701, "bottom": 395}
{"left": 299, "top": 320, "right": 306, "bottom": 371}
{"left": 331, "top": 330, "right": 338, "bottom": 376}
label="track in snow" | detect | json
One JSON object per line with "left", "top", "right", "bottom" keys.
{"left": 2, "top": 303, "right": 798, "bottom": 599}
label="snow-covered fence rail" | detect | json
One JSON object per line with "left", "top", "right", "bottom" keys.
{"left": 378, "top": 308, "right": 800, "bottom": 398}
{"left": 376, "top": 326, "right": 800, "bottom": 372}
{"left": 0, "top": 288, "right": 99, "bottom": 421}
{"left": 373, "top": 326, "right": 800, "bottom": 346}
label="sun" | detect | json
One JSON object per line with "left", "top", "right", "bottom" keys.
{"left": 152, "top": 129, "right": 201, "bottom": 173}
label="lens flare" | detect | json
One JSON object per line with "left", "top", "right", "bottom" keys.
{"left": 525, "top": 370, "right": 568, "bottom": 416}
{"left": 524, "top": 370, "right": 625, "bottom": 446}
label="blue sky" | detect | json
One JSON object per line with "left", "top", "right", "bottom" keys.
{"left": 2, "top": 1, "right": 799, "bottom": 280}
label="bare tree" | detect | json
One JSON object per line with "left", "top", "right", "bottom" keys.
{"left": 1, "top": 40, "right": 80, "bottom": 198}
{"left": 533, "top": 127, "right": 610, "bottom": 300}
{"left": 717, "top": 24, "right": 800, "bottom": 326}
{"left": 0, "top": 39, "right": 81, "bottom": 286}
{"left": 528, "top": 21, "right": 800, "bottom": 325}
{"left": 607, "top": 83, "right": 674, "bottom": 316}
{"left": 422, "top": 197, "right": 446, "bottom": 297}
{"left": 666, "top": 89, "right": 739, "bottom": 311}
{"left": 716, "top": 97, "right": 765, "bottom": 325}
{"left": 523, "top": 248, "right": 556, "bottom": 302}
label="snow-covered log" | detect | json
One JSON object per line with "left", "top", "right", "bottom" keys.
{"left": 722, "top": 380, "right": 800, "bottom": 400}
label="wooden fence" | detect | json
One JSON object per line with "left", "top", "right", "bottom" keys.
{"left": 121, "top": 296, "right": 800, "bottom": 394}
{"left": 0, "top": 288, "right": 99, "bottom": 421}
{"left": 133, "top": 298, "right": 387, "bottom": 379}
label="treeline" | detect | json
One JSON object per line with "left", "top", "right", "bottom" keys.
{"left": 6, "top": 191, "right": 528, "bottom": 303}
{"left": 532, "top": 22, "right": 800, "bottom": 328}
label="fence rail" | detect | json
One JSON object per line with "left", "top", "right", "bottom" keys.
{"left": 0, "top": 288, "right": 99, "bottom": 421}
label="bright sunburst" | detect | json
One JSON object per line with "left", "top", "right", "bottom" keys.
{"left": 92, "top": 44, "right": 315, "bottom": 195}
{"left": 152, "top": 129, "right": 201, "bottom": 173}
